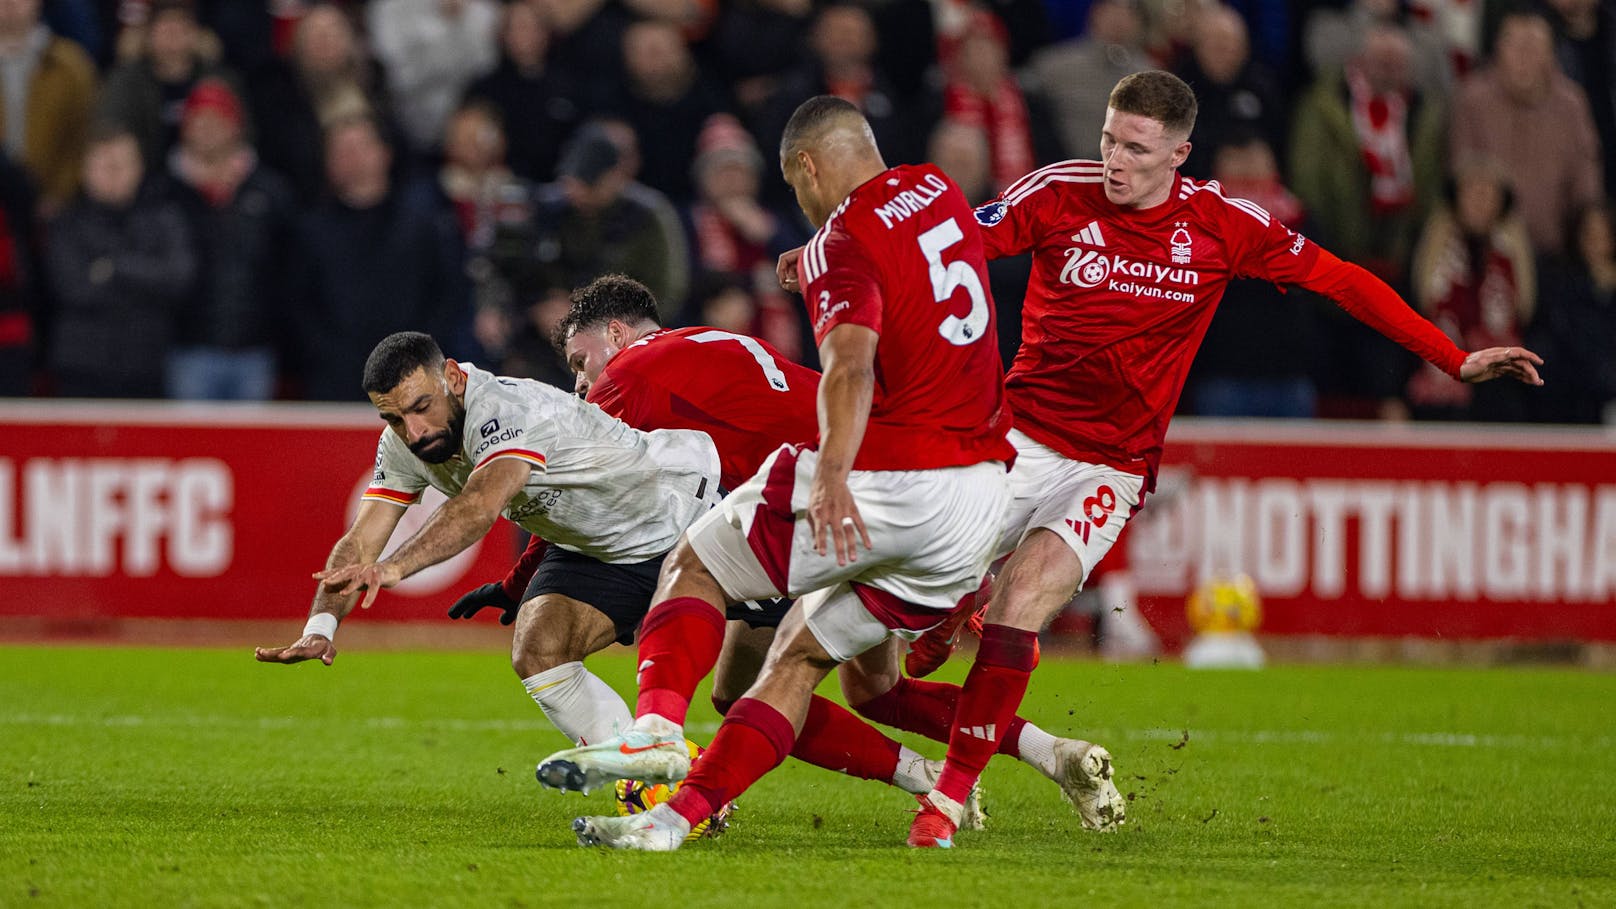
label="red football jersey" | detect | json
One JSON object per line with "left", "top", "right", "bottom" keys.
{"left": 586, "top": 326, "right": 820, "bottom": 489}
{"left": 797, "top": 163, "right": 1015, "bottom": 472}
{"left": 975, "top": 160, "right": 1462, "bottom": 486}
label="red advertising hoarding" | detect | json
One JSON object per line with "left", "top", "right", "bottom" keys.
{"left": 0, "top": 401, "right": 519, "bottom": 623}
{"left": 1130, "top": 420, "right": 1616, "bottom": 644}
{"left": 1, "top": 405, "right": 1610, "bottom": 643}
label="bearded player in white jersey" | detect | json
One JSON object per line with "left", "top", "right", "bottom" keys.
{"left": 255, "top": 331, "right": 721, "bottom": 752}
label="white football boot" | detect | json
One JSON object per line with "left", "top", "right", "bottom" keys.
{"left": 536, "top": 728, "right": 690, "bottom": 794}
{"left": 1052, "top": 740, "right": 1126, "bottom": 831}
{"left": 574, "top": 803, "right": 691, "bottom": 851}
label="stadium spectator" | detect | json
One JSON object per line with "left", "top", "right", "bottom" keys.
{"left": 1450, "top": 9, "right": 1603, "bottom": 256}
{"left": 1404, "top": 157, "right": 1535, "bottom": 422}
{"left": 1173, "top": 3, "right": 1286, "bottom": 178}
{"left": 683, "top": 113, "right": 806, "bottom": 362}
{"left": 1187, "top": 135, "right": 1323, "bottom": 418}
{"left": 605, "top": 19, "right": 728, "bottom": 204}
{"left": 1303, "top": 0, "right": 1456, "bottom": 100}
{"left": 366, "top": 0, "right": 500, "bottom": 156}
{"left": 939, "top": 7, "right": 1045, "bottom": 194}
{"left": 1289, "top": 23, "right": 1445, "bottom": 282}
{"left": 436, "top": 99, "right": 538, "bottom": 365}
{"left": 44, "top": 123, "right": 196, "bottom": 399}
{"left": 1026, "top": 0, "right": 1150, "bottom": 161}
{"left": 164, "top": 78, "right": 296, "bottom": 401}
{"left": 0, "top": 0, "right": 97, "bottom": 215}
{"left": 464, "top": 0, "right": 586, "bottom": 183}
{"left": 495, "top": 277, "right": 576, "bottom": 390}
{"left": 0, "top": 149, "right": 35, "bottom": 395}
{"left": 516, "top": 121, "right": 688, "bottom": 323}
{"left": 1531, "top": 201, "right": 1616, "bottom": 424}
{"left": 760, "top": 4, "right": 914, "bottom": 168}
{"left": 707, "top": 0, "right": 812, "bottom": 118}
{"left": 247, "top": 2, "right": 390, "bottom": 202}
{"left": 1542, "top": 0, "right": 1616, "bottom": 195}
{"left": 97, "top": 0, "right": 240, "bottom": 169}
{"left": 289, "top": 115, "right": 468, "bottom": 401}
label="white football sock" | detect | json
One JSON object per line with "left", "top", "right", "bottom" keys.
{"left": 1017, "top": 723, "right": 1061, "bottom": 779}
{"left": 631, "top": 712, "right": 684, "bottom": 738}
{"left": 890, "top": 745, "right": 935, "bottom": 794}
{"left": 522, "top": 662, "right": 632, "bottom": 746}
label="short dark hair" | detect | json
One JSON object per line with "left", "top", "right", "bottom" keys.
{"left": 780, "top": 95, "right": 864, "bottom": 158}
{"left": 362, "top": 331, "right": 445, "bottom": 393}
{"left": 554, "top": 275, "right": 662, "bottom": 351}
{"left": 1108, "top": 71, "right": 1197, "bottom": 140}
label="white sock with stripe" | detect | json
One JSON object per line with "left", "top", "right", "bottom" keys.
{"left": 522, "top": 662, "right": 632, "bottom": 746}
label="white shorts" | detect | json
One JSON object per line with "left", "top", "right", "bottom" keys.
{"left": 687, "top": 444, "right": 1010, "bottom": 659}
{"left": 995, "top": 428, "right": 1145, "bottom": 587}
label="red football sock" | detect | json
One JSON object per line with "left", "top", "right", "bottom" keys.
{"left": 667, "top": 697, "right": 795, "bottom": 828}
{"left": 634, "top": 597, "right": 726, "bottom": 725}
{"left": 790, "top": 694, "right": 901, "bottom": 783}
{"left": 932, "top": 624, "right": 1039, "bottom": 805}
{"left": 855, "top": 676, "right": 1027, "bottom": 757}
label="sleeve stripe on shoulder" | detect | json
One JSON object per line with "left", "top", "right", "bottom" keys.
{"left": 803, "top": 226, "right": 829, "bottom": 284}
{"left": 473, "top": 448, "right": 547, "bottom": 472}
{"left": 363, "top": 487, "right": 420, "bottom": 506}
{"left": 1001, "top": 160, "right": 1102, "bottom": 201}
{"left": 1184, "top": 178, "right": 1272, "bottom": 225}
{"left": 1004, "top": 170, "right": 1104, "bottom": 208}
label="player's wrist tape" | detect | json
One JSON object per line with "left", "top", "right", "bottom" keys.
{"left": 303, "top": 613, "right": 339, "bottom": 640}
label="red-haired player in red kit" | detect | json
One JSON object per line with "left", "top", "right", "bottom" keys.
{"left": 542, "top": 96, "right": 1017, "bottom": 850}
{"left": 776, "top": 70, "right": 1541, "bottom": 848}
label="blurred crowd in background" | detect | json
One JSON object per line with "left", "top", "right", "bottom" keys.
{"left": 0, "top": 0, "right": 1611, "bottom": 424}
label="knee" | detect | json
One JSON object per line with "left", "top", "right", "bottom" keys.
{"left": 839, "top": 663, "right": 899, "bottom": 710}
{"left": 994, "top": 559, "right": 1083, "bottom": 628}
{"left": 510, "top": 623, "right": 581, "bottom": 679}
{"left": 710, "top": 694, "right": 735, "bottom": 716}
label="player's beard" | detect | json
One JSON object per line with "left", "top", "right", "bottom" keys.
{"left": 409, "top": 403, "right": 465, "bottom": 464}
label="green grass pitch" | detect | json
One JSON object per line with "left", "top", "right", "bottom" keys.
{"left": 2, "top": 645, "right": 1612, "bottom": 908}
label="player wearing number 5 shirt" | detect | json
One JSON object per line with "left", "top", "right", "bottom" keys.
{"left": 896, "top": 71, "right": 1548, "bottom": 848}
{"left": 549, "top": 96, "right": 1016, "bottom": 851}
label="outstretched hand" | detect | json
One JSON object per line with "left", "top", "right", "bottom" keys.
{"left": 254, "top": 634, "right": 337, "bottom": 665}
{"left": 1460, "top": 346, "right": 1544, "bottom": 386}
{"left": 313, "top": 561, "right": 403, "bottom": 611}
{"left": 447, "top": 582, "right": 520, "bottom": 625}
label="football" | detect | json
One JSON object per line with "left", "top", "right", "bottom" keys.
{"left": 1186, "top": 573, "right": 1263, "bottom": 633}
{"left": 613, "top": 739, "right": 736, "bottom": 840}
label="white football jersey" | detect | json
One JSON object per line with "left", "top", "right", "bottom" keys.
{"left": 364, "top": 363, "right": 720, "bottom": 563}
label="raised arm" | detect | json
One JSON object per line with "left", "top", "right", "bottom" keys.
{"left": 808, "top": 323, "right": 879, "bottom": 566}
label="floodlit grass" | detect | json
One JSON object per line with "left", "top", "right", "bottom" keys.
{"left": 2, "top": 645, "right": 1612, "bottom": 907}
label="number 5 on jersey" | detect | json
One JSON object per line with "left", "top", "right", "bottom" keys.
{"left": 919, "top": 217, "right": 990, "bottom": 346}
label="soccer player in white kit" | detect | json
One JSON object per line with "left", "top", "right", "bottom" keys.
{"left": 255, "top": 331, "right": 721, "bottom": 749}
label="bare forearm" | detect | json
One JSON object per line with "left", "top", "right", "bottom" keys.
{"left": 382, "top": 494, "right": 500, "bottom": 579}
{"left": 311, "top": 534, "right": 369, "bottom": 620}
{"left": 816, "top": 360, "right": 874, "bottom": 479}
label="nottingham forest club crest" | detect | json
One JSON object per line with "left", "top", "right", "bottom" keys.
{"left": 1170, "top": 223, "right": 1193, "bottom": 265}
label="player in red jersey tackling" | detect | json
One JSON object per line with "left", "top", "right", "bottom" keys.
{"left": 455, "top": 275, "right": 986, "bottom": 808}
{"left": 546, "top": 96, "right": 1016, "bottom": 850}
{"left": 882, "top": 71, "right": 1543, "bottom": 848}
